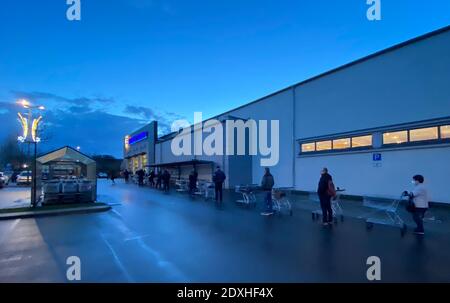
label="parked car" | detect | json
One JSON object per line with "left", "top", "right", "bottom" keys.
{"left": 16, "top": 171, "right": 32, "bottom": 185}
{"left": 0, "top": 172, "right": 10, "bottom": 186}
{"left": 97, "top": 172, "right": 108, "bottom": 178}
{"left": 0, "top": 177, "right": 4, "bottom": 189}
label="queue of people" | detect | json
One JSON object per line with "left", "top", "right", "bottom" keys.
{"left": 316, "top": 167, "right": 430, "bottom": 235}
{"left": 120, "top": 164, "right": 431, "bottom": 236}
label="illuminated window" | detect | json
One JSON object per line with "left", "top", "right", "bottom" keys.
{"left": 301, "top": 143, "right": 315, "bottom": 152}
{"left": 352, "top": 135, "right": 372, "bottom": 148}
{"left": 333, "top": 138, "right": 350, "bottom": 150}
{"left": 133, "top": 158, "right": 139, "bottom": 171}
{"left": 383, "top": 131, "right": 408, "bottom": 145}
{"left": 142, "top": 154, "right": 148, "bottom": 167}
{"left": 316, "top": 140, "right": 332, "bottom": 151}
{"left": 441, "top": 125, "right": 450, "bottom": 139}
{"left": 409, "top": 127, "right": 438, "bottom": 142}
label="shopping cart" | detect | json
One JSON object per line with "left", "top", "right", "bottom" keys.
{"left": 175, "top": 179, "right": 189, "bottom": 192}
{"left": 311, "top": 189, "right": 345, "bottom": 223}
{"left": 359, "top": 193, "right": 408, "bottom": 237}
{"left": 272, "top": 187, "right": 293, "bottom": 216}
{"left": 235, "top": 184, "right": 259, "bottom": 207}
{"left": 203, "top": 182, "right": 215, "bottom": 201}
{"left": 192, "top": 180, "right": 205, "bottom": 198}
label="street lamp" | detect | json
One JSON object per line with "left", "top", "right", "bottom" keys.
{"left": 17, "top": 99, "right": 45, "bottom": 207}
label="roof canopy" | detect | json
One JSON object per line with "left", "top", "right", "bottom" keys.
{"left": 37, "top": 146, "right": 96, "bottom": 165}
{"left": 149, "top": 159, "right": 214, "bottom": 168}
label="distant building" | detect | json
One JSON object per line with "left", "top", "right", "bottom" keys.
{"left": 123, "top": 122, "right": 158, "bottom": 173}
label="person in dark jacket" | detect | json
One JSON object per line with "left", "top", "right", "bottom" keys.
{"left": 149, "top": 170, "right": 155, "bottom": 187}
{"left": 162, "top": 170, "right": 171, "bottom": 192}
{"left": 260, "top": 168, "right": 275, "bottom": 216}
{"left": 213, "top": 166, "right": 226, "bottom": 205}
{"left": 317, "top": 167, "right": 333, "bottom": 225}
{"left": 188, "top": 170, "right": 198, "bottom": 196}
{"left": 137, "top": 169, "right": 145, "bottom": 186}
{"left": 156, "top": 170, "right": 162, "bottom": 189}
{"left": 123, "top": 169, "right": 130, "bottom": 183}
{"left": 109, "top": 171, "right": 116, "bottom": 185}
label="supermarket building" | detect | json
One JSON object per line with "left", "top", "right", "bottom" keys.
{"left": 124, "top": 26, "right": 450, "bottom": 203}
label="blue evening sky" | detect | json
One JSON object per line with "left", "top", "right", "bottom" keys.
{"left": 0, "top": 0, "right": 449, "bottom": 157}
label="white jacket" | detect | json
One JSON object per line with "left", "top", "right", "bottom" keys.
{"left": 412, "top": 183, "right": 429, "bottom": 209}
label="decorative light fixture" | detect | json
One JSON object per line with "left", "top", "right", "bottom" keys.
{"left": 17, "top": 113, "right": 29, "bottom": 142}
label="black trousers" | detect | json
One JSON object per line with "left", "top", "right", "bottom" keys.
{"left": 319, "top": 195, "right": 333, "bottom": 223}
{"left": 215, "top": 182, "right": 223, "bottom": 203}
{"left": 412, "top": 207, "right": 427, "bottom": 232}
{"left": 163, "top": 182, "right": 169, "bottom": 192}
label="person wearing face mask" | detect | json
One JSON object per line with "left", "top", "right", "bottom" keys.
{"left": 407, "top": 175, "right": 429, "bottom": 235}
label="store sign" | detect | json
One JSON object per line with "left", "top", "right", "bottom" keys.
{"left": 129, "top": 131, "right": 148, "bottom": 145}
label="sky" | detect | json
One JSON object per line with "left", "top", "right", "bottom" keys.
{"left": 0, "top": 0, "right": 449, "bottom": 158}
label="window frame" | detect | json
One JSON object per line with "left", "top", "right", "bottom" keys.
{"left": 408, "top": 126, "right": 439, "bottom": 143}
{"left": 439, "top": 125, "right": 450, "bottom": 140}
{"left": 298, "top": 121, "right": 450, "bottom": 156}
{"left": 382, "top": 130, "right": 409, "bottom": 146}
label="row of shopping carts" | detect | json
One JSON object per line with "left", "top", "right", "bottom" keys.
{"left": 178, "top": 179, "right": 436, "bottom": 237}
{"left": 42, "top": 179, "right": 95, "bottom": 205}
{"left": 234, "top": 185, "right": 294, "bottom": 216}
{"left": 175, "top": 179, "right": 216, "bottom": 201}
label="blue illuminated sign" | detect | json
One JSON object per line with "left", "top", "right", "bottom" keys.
{"left": 129, "top": 131, "right": 148, "bottom": 145}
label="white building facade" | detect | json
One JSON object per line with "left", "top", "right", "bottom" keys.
{"left": 125, "top": 26, "right": 450, "bottom": 203}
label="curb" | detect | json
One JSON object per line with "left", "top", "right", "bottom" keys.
{"left": 0, "top": 205, "right": 112, "bottom": 220}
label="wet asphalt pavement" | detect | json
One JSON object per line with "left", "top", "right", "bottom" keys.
{"left": 0, "top": 179, "right": 449, "bottom": 282}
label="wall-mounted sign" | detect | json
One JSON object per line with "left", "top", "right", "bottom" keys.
{"left": 129, "top": 131, "right": 149, "bottom": 145}
{"left": 372, "top": 153, "right": 382, "bottom": 162}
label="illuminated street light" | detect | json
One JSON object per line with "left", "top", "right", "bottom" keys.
{"left": 18, "top": 99, "right": 30, "bottom": 108}
{"left": 16, "top": 99, "right": 45, "bottom": 207}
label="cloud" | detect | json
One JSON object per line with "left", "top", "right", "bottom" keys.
{"left": 0, "top": 92, "right": 185, "bottom": 158}
{"left": 11, "top": 90, "right": 115, "bottom": 106}
{"left": 124, "top": 105, "right": 158, "bottom": 120}
{"left": 0, "top": 95, "right": 139, "bottom": 158}
{"left": 0, "top": 101, "right": 17, "bottom": 113}
{"left": 124, "top": 105, "right": 184, "bottom": 135}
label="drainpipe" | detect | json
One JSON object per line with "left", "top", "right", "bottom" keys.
{"left": 292, "top": 86, "right": 297, "bottom": 189}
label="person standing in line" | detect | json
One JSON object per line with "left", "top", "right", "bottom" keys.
{"left": 149, "top": 170, "right": 155, "bottom": 188}
{"left": 110, "top": 171, "right": 116, "bottom": 185}
{"left": 162, "top": 170, "right": 171, "bottom": 192}
{"left": 188, "top": 170, "right": 198, "bottom": 196}
{"left": 123, "top": 169, "right": 130, "bottom": 183}
{"left": 260, "top": 168, "right": 275, "bottom": 216}
{"left": 213, "top": 166, "right": 226, "bottom": 206}
{"left": 317, "top": 167, "right": 335, "bottom": 226}
{"left": 156, "top": 170, "right": 162, "bottom": 189}
{"left": 137, "top": 169, "right": 145, "bottom": 186}
{"left": 407, "top": 175, "right": 430, "bottom": 235}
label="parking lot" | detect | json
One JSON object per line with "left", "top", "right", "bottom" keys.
{"left": 0, "top": 179, "right": 449, "bottom": 282}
